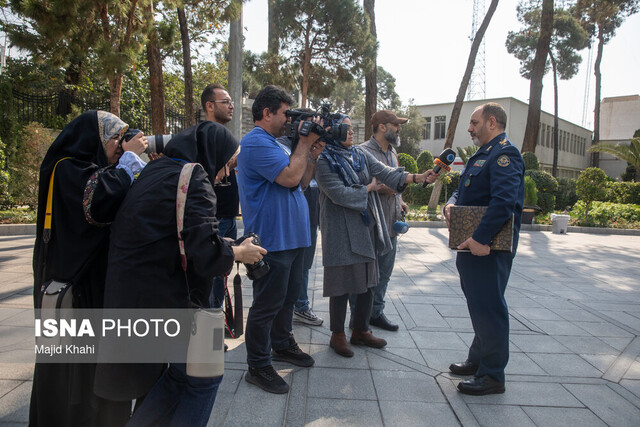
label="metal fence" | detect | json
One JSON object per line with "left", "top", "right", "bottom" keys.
{"left": 11, "top": 89, "right": 193, "bottom": 134}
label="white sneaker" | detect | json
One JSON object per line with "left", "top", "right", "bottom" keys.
{"left": 293, "top": 309, "right": 323, "bottom": 326}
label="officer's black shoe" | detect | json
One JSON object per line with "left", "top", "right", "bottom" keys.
{"left": 369, "top": 313, "right": 399, "bottom": 331}
{"left": 449, "top": 360, "right": 479, "bottom": 376}
{"left": 457, "top": 375, "right": 505, "bottom": 395}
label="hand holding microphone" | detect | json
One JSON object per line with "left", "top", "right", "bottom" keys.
{"left": 423, "top": 148, "right": 456, "bottom": 187}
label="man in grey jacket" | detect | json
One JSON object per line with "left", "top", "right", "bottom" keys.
{"left": 358, "top": 110, "right": 409, "bottom": 331}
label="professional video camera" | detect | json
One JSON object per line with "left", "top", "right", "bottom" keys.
{"left": 121, "top": 128, "right": 173, "bottom": 154}
{"left": 285, "top": 103, "right": 349, "bottom": 153}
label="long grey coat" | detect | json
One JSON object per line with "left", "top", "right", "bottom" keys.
{"left": 316, "top": 148, "right": 408, "bottom": 270}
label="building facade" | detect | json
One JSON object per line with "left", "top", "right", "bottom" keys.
{"left": 598, "top": 95, "right": 640, "bottom": 179}
{"left": 414, "top": 97, "right": 592, "bottom": 179}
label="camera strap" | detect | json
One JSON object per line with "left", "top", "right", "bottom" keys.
{"left": 176, "top": 162, "right": 201, "bottom": 272}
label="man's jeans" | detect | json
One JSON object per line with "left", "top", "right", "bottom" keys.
{"left": 245, "top": 248, "right": 305, "bottom": 368}
{"left": 126, "top": 363, "right": 222, "bottom": 427}
{"left": 295, "top": 224, "right": 317, "bottom": 312}
{"left": 211, "top": 217, "right": 238, "bottom": 308}
{"left": 371, "top": 236, "right": 397, "bottom": 319}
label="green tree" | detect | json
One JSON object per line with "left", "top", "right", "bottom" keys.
{"left": 518, "top": 0, "right": 554, "bottom": 154}
{"left": 576, "top": 167, "right": 609, "bottom": 217}
{"left": 457, "top": 145, "right": 479, "bottom": 165}
{"left": 522, "top": 151, "right": 540, "bottom": 170}
{"left": 396, "top": 102, "right": 425, "bottom": 159}
{"left": 10, "top": 123, "right": 53, "bottom": 208}
{"left": 506, "top": 2, "right": 589, "bottom": 172}
{"left": 588, "top": 138, "right": 640, "bottom": 181}
{"left": 272, "top": 0, "right": 376, "bottom": 108}
{"left": 363, "top": 0, "right": 377, "bottom": 140}
{"left": 574, "top": 0, "right": 639, "bottom": 167}
{"left": 0, "top": 137, "right": 12, "bottom": 208}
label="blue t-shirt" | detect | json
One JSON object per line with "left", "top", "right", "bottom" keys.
{"left": 237, "top": 126, "right": 310, "bottom": 252}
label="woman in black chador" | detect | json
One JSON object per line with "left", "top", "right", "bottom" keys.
{"left": 95, "top": 121, "right": 265, "bottom": 427}
{"left": 30, "top": 110, "right": 147, "bottom": 426}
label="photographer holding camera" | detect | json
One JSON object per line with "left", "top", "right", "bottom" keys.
{"left": 95, "top": 121, "right": 265, "bottom": 426}
{"left": 237, "top": 85, "right": 325, "bottom": 394}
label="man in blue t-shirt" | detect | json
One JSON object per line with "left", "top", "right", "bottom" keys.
{"left": 237, "top": 85, "right": 324, "bottom": 394}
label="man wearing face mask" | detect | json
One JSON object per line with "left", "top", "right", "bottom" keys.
{"left": 443, "top": 102, "right": 524, "bottom": 395}
{"left": 353, "top": 110, "right": 410, "bottom": 332}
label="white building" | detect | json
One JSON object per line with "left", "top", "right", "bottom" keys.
{"left": 598, "top": 95, "right": 640, "bottom": 179}
{"left": 414, "top": 97, "right": 592, "bottom": 179}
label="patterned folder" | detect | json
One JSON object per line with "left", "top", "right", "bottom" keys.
{"left": 448, "top": 205, "right": 514, "bottom": 252}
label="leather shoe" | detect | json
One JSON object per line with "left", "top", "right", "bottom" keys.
{"left": 330, "top": 332, "right": 354, "bottom": 358}
{"left": 350, "top": 330, "right": 387, "bottom": 348}
{"left": 457, "top": 375, "right": 505, "bottom": 395}
{"left": 369, "top": 313, "right": 399, "bottom": 331}
{"left": 449, "top": 360, "right": 479, "bottom": 376}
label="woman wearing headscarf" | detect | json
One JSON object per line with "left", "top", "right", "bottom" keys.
{"left": 30, "top": 110, "right": 148, "bottom": 426}
{"left": 316, "top": 115, "right": 438, "bottom": 358}
{"left": 94, "top": 121, "right": 265, "bottom": 427}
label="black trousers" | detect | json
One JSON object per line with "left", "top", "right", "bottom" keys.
{"left": 330, "top": 289, "right": 373, "bottom": 332}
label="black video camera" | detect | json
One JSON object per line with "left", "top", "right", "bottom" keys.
{"left": 285, "top": 103, "right": 349, "bottom": 153}
{"left": 232, "top": 232, "right": 269, "bottom": 281}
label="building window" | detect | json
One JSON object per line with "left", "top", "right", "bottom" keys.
{"left": 434, "top": 115, "right": 446, "bottom": 139}
{"left": 422, "top": 117, "right": 431, "bottom": 140}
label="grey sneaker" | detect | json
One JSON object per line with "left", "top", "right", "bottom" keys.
{"left": 293, "top": 309, "right": 323, "bottom": 326}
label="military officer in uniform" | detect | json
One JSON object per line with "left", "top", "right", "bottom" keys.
{"left": 443, "top": 102, "right": 524, "bottom": 395}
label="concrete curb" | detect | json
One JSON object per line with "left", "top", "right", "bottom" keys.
{"left": 2, "top": 220, "right": 639, "bottom": 236}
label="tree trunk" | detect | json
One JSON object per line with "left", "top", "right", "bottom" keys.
{"left": 521, "top": 0, "right": 553, "bottom": 153}
{"left": 109, "top": 74, "right": 123, "bottom": 117}
{"left": 147, "top": 2, "right": 166, "bottom": 135}
{"left": 427, "top": 0, "right": 500, "bottom": 213}
{"left": 228, "top": 2, "right": 243, "bottom": 139}
{"left": 591, "top": 28, "right": 604, "bottom": 168}
{"left": 551, "top": 53, "right": 559, "bottom": 177}
{"left": 267, "top": 0, "right": 279, "bottom": 55}
{"left": 177, "top": 7, "right": 194, "bottom": 127}
{"left": 364, "top": 0, "right": 377, "bottom": 141}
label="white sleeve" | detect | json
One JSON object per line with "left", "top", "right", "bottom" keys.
{"left": 116, "top": 151, "right": 147, "bottom": 182}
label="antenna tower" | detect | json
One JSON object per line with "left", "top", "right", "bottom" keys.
{"left": 467, "top": 0, "right": 486, "bottom": 101}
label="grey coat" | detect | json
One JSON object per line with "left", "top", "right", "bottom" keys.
{"left": 316, "top": 148, "right": 408, "bottom": 268}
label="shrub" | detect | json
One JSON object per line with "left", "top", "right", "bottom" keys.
{"left": 0, "top": 137, "right": 12, "bottom": 208}
{"left": 537, "top": 193, "right": 556, "bottom": 213}
{"left": 10, "top": 122, "right": 54, "bottom": 209}
{"left": 621, "top": 164, "right": 637, "bottom": 182}
{"left": 397, "top": 153, "right": 418, "bottom": 174}
{"left": 571, "top": 200, "right": 640, "bottom": 228}
{"left": 525, "top": 170, "right": 558, "bottom": 193}
{"left": 416, "top": 150, "right": 434, "bottom": 173}
{"left": 444, "top": 170, "right": 461, "bottom": 200}
{"left": 524, "top": 176, "right": 538, "bottom": 206}
{"left": 576, "top": 167, "right": 608, "bottom": 213}
{"left": 403, "top": 183, "right": 432, "bottom": 205}
{"left": 605, "top": 181, "right": 640, "bottom": 205}
{"left": 555, "top": 177, "right": 578, "bottom": 210}
{"left": 522, "top": 152, "right": 540, "bottom": 171}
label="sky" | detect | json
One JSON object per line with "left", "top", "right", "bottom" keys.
{"left": 241, "top": 0, "right": 640, "bottom": 130}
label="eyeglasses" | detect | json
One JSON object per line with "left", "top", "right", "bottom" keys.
{"left": 210, "top": 99, "right": 234, "bottom": 106}
{"left": 347, "top": 126, "right": 354, "bottom": 133}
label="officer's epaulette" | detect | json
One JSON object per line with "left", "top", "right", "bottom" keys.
{"left": 484, "top": 144, "right": 493, "bottom": 153}
{"left": 499, "top": 138, "right": 507, "bottom": 145}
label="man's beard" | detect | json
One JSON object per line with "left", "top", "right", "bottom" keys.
{"left": 385, "top": 129, "right": 399, "bottom": 146}
{"left": 214, "top": 110, "right": 231, "bottom": 124}
{"left": 471, "top": 136, "right": 483, "bottom": 147}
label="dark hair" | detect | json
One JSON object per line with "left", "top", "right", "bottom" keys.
{"left": 201, "top": 84, "right": 226, "bottom": 111}
{"left": 252, "top": 85, "right": 294, "bottom": 122}
{"left": 481, "top": 102, "right": 507, "bottom": 129}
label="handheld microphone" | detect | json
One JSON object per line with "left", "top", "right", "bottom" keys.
{"left": 423, "top": 148, "right": 456, "bottom": 187}
{"left": 393, "top": 211, "right": 409, "bottom": 234}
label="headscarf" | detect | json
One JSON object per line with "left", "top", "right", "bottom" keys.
{"left": 163, "top": 121, "right": 239, "bottom": 182}
{"left": 320, "top": 114, "right": 366, "bottom": 187}
{"left": 97, "top": 111, "right": 128, "bottom": 151}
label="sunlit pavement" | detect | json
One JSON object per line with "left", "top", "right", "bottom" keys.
{"left": 1, "top": 228, "right": 639, "bottom": 426}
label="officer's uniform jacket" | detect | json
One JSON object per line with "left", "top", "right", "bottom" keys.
{"left": 447, "top": 132, "right": 525, "bottom": 251}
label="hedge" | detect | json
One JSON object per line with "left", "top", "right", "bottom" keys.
{"left": 571, "top": 201, "right": 640, "bottom": 228}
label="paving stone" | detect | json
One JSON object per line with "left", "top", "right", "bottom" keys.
{"left": 223, "top": 371, "right": 289, "bottom": 426}
{"left": 553, "top": 309, "right": 606, "bottom": 323}
{"left": 410, "top": 331, "right": 467, "bottom": 351}
{"left": 307, "top": 367, "right": 375, "bottom": 400}
{"left": 0, "top": 381, "right": 30, "bottom": 423}
{"left": 527, "top": 353, "right": 604, "bottom": 377}
{"left": 625, "top": 359, "right": 640, "bottom": 380}
{"left": 521, "top": 406, "right": 606, "bottom": 426}
{"left": 367, "top": 350, "right": 425, "bottom": 372}
{"left": 509, "top": 334, "right": 571, "bottom": 353}
{"left": 532, "top": 320, "right": 593, "bottom": 337}
{"left": 308, "top": 344, "right": 369, "bottom": 370}
{"left": 574, "top": 321, "right": 634, "bottom": 338}
{"left": 558, "top": 336, "right": 622, "bottom": 355}
{"left": 371, "top": 370, "right": 445, "bottom": 403}
{"left": 511, "top": 307, "right": 564, "bottom": 321}
{"left": 468, "top": 403, "right": 536, "bottom": 426}
{"left": 620, "top": 379, "right": 640, "bottom": 399}
{"left": 564, "top": 383, "right": 640, "bottom": 426}
{"left": 458, "top": 381, "right": 583, "bottom": 407}
{"left": 581, "top": 354, "right": 617, "bottom": 373}
{"left": 506, "top": 352, "right": 547, "bottom": 376}
{"left": 379, "top": 401, "right": 459, "bottom": 426}
{"left": 305, "top": 398, "right": 382, "bottom": 426}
